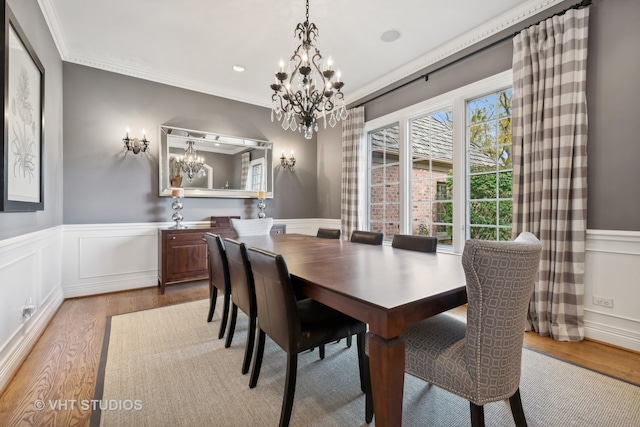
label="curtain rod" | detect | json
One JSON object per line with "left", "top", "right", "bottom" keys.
{"left": 354, "top": 0, "right": 592, "bottom": 108}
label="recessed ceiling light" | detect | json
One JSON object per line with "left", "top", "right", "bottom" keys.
{"left": 232, "top": 65, "right": 246, "bottom": 72}
{"left": 381, "top": 30, "right": 401, "bottom": 43}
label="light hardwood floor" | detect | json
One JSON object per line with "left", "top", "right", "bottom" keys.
{"left": 0, "top": 281, "right": 638, "bottom": 426}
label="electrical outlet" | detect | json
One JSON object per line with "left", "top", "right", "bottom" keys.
{"left": 22, "top": 297, "right": 36, "bottom": 321}
{"left": 592, "top": 295, "right": 614, "bottom": 308}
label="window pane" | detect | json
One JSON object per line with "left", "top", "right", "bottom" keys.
{"left": 499, "top": 200, "right": 512, "bottom": 225}
{"left": 497, "top": 171, "right": 512, "bottom": 198}
{"left": 498, "top": 227, "right": 512, "bottom": 241}
{"left": 469, "top": 173, "right": 497, "bottom": 199}
{"left": 471, "top": 226, "right": 497, "bottom": 240}
{"left": 470, "top": 200, "right": 497, "bottom": 225}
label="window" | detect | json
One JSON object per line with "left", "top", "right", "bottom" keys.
{"left": 467, "top": 89, "right": 513, "bottom": 241}
{"left": 364, "top": 71, "right": 512, "bottom": 252}
{"left": 246, "top": 158, "right": 265, "bottom": 191}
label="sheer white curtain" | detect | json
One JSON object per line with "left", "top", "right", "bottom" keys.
{"left": 512, "top": 7, "right": 590, "bottom": 341}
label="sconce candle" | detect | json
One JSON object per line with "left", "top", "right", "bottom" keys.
{"left": 257, "top": 190, "right": 266, "bottom": 199}
{"left": 280, "top": 150, "right": 296, "bottom": 171}
{"left": 123, "top": 127, "right": 150, "bottom": 155}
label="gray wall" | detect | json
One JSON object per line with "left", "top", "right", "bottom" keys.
{"left": 0, "top": 0, "right": 63, "bottom": 241}
{"left": 339, "top": 0, "right": 639, "bottom": 232}
{"left": 63, "top": 64, "right": 318, "bottom": 223}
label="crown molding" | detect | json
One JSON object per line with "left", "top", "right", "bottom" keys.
{"left": 39, "top": 0, "right": 564, "bottom": 109}
{"left": 346, "top": 0, "right": 565, "bottom": 104}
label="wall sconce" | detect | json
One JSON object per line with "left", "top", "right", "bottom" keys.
{"left": 280, "top": 150, "right": 296, "bottom": 171}
{"left": 123, "top": 127, "right": 150, "bottom": 155}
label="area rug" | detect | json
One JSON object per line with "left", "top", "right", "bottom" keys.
{"left": 92, "top": 299, "right": 640, "bottom": 426}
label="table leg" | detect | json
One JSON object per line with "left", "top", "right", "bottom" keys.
{"left": 368, "top": 334, "right": 405, "bottom": 427}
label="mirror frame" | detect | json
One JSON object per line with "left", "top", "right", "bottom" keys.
{"left": 159, "top": 125, "right": 273, "bottom": 198}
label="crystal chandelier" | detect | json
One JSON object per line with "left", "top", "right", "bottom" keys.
{"left": 270, "top": 0, "right": 348, "bottom": 140}
{"left": 177, "top": 140, "right": 205, "bottom": 183}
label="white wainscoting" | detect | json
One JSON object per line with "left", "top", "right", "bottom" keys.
{"left": 61, "top": 219, "right": 340, "bottom": 299}
{"left": 0, "top": 226, "right": 64, "bottom": 391}
{"left": 584, "top": 230, "right": 640, "bottom": 351}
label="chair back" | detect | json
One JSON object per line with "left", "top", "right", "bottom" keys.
{"left": 391, "top": 234, "right": 438, "bottom": 252}
{"left": 350, "top": 230, "right": 383, "bottom": 245}
{"left": 231, "top": 217, "right": 274, "bottom": 237}
{"left": 247, "top": 247, "right": 300, "bottom": 353}
{"left": 317, "top": 228, "right": 342, "bottom": 239}
{"left": 205, "top": 233, "right": 230, "bottom": 293}
{"left": 224, "top": 238, "right": 256, "bottom": 315}
{"left": 462, "top": 231, "right": 541, "bottom": 400}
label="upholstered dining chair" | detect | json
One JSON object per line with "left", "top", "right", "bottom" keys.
{"left": 391, "top": 234, "right": 438, "bottom": 252}
{"left": 316, "top": 227, "right": 342, "bottom": 239}
{"left": 231, "top": 217, "right": 273, "bottom": 237}
{"left": 365, "top": 231, "right": 542, "bottom": 426}
{"left": 350, "top": 230, "right": 384, "bottom": 245}
{"left": 247, "top": 247, "right": 368, "bottom": 427}
{"left": 205, "top": 233, "right": 232, "bottom": 340}
{"left": 222, "top": 238, "right": 258, "bottom": 375}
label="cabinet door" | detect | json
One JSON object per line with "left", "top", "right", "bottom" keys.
{"left": 166, "top": 233, "right": 209, "bottom": 282}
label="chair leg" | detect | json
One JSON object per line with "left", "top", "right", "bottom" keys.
{"left": 356, "top": 332, "right": 365, "bottom": 392}
{"left": 319, "top": 344, "right": 325, "bottom": 360}
{"left": 249, "top": 330, "right": 266, "bottom": 389}
{"left": 364, "top": 355, "right": 373, "bottom": 423}
{"left": 242, "top": 314, "right": 257, "bottom": 375}
{"left": 509, "top": 388, "right": 528, "bottom": 427}
{"left": 225, "top": 304, "right": 238, "bottom": 348}
{"left": 470, "top": 402, "right": 485, "bottom": 427}
{"left": 218, "top": 291, "right": 231, "bottom": 339}
{"left": 279, "top": 353, "right": 298, "bottom": 427}
{"left": 207, "top": 287, "right": 218, "bottom": 322}
{"left": 346, "top": 334, "right": 353, "bottom": 348}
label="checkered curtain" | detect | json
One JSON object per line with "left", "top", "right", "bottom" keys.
{"left": 240, "top": 152, "right": 250, "bottom": 190}
{"left": 341, "top": 107, "right": 365, "bottom": 240}
{"left": 512, "top": 8, "right": 589, "bottom": 341}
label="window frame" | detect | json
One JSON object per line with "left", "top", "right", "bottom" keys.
{"left": 363, "top": 70, "right": 512, "bottom": 253}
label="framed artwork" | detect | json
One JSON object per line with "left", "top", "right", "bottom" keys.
{"left": 1, "top": 4, "right": 45, "bottom": 212}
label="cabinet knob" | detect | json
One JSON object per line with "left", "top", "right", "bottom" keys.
{"left": 202, "top": 238, "right": 206, "bottom": 242}
{"left": 171, "top": 236, "right": 176, "bottom": 240}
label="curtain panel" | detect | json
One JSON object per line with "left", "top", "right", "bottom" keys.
{"left": 240, "top": 152, "right": 250, "bottom": 190}
{"left": 341, "top": 107, "right": 365, "bottom": 240}
{"left": 512, "top": 7, "right": 590, "bottom": 341}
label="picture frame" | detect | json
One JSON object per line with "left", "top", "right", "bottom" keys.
{"left": 1, "top": 4, "right": 45, "bottom": 212}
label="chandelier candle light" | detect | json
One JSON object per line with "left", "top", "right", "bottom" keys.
{"left": 270, "top": 0, "right": 348, "bottom": 140}
{"left": 177, "top": 140, "right": 205, "bottom": 183}
{"left": 170, "top": 187, "right": 186, "bottom": 229}
{"left": 257, "top": 190, "right": 266, "bottom": 218}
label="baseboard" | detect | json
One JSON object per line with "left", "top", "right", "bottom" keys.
{"left": 0, "top": 286, "right": 64, "bottom": 391}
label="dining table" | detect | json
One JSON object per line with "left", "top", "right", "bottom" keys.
{"left": 237, "top": 233, "right": 468, "bottom": 427}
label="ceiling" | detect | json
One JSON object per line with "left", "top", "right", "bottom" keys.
{"left": 38, "top": 0, "right": 562, "bottom": 108}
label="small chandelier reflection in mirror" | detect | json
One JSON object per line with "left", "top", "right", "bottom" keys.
{"left": 177, "top": 140, "right": 205, "bottom": 183}
{"left": 270, "top": 0, "right": 348, "bottom": 140}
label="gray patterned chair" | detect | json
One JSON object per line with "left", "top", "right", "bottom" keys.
{"left": 365, "top": 232, "right": 541, "bottom": 426}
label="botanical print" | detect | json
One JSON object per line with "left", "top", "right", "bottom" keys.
{"left": 11, "top": 67, "right": 37, "bottom": 182}
{"left": 7, "top": 26, "right": 41, "bottom": 203}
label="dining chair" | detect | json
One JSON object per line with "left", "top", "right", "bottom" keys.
{"left": 350, "top": 230, "right": 384, "bottom": 245}
{"left": 231, "top": 217, "right": 274, "bottom": 237}
{"left": 316, "top": 228, "right": 342, "bottom": 239}
{"left": 247, "top": 246, "right": 368, "bottom": 427}
{"left": 391, "top": 234, "right": 438, "bottom": 252}
{"left": 223, "top": 238, "right": 258, "bottom": 375}
{"left": 204, "top": 233, "right": 232, "bottom": 340}
{"left": 365, "top": 231, "right": 542, "bottom": 426}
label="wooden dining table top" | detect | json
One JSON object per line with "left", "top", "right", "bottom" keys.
{"left": 236, "top": 233, "right": 467, "bottom": 337}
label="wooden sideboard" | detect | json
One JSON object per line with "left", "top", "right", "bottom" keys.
{"left": 158, "top": 217, "right": 285, "bottom": 293}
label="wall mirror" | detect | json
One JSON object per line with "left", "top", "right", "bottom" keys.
{"left": 159, "top": 125, "right": 273, "bottom": 198}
